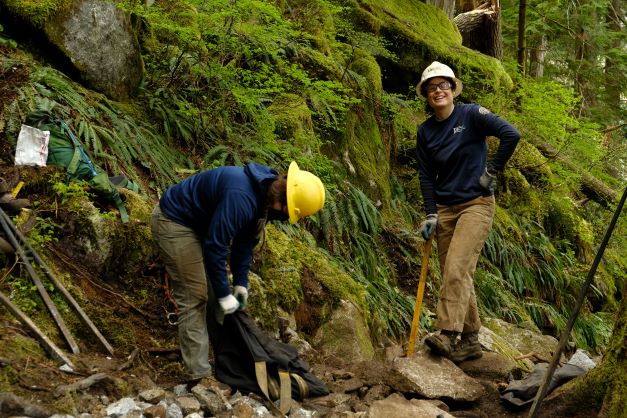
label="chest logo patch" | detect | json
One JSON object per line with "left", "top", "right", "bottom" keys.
{"left": 479, "top": 106, "right": 491, "bottom": 115}
{"left": 453, "top": 125, "right": 466, "bottom": 134}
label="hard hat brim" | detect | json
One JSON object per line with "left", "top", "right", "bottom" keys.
{"left": 287, "top": 161, "right": 300, "bottom": 224}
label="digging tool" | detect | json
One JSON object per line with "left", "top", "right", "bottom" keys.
{"left": 0, "top": 289, "right": 74, "bottom": 368}
{"left": 407, "top": 236, "right": 433, "bottom": 357}
{"left": 0, "top": 208, "right": 80, "bottom": 354}
{"left": 0, "top": 208, "right": 114, "bottom": 355}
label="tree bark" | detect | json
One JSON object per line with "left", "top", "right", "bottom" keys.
{"left": 453, "top": 1, "right": 503, "bottom": 59}
{"left": 517, "top": 0, "right": 527, "bottom": 75}
{"left": 604, "top": 0, "right": 623, "bottom": 120}
{"left": 529, "top": 34, "right": 546, "bottom": 78}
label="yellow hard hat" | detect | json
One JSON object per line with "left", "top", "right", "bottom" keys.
{"left": 287, "top": 161, "right": 326, "bottom": 224}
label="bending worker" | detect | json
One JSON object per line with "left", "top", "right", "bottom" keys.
{"left": 151, "top": 161, "right": 325, "bottom": 381}
{"left": 415, "top": 62, "right": 521, "bottom": 363}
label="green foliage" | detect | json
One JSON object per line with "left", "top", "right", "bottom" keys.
{"left": 9, "top": 67, "right": 190, "bottom": 192}
{"left": 478, "top": 207, "right": 612, "bottom": 351}
{"left": 1, "top": 0, "right": 622, "bottom": 356}
{"left": 2, "top": 0, "right": 70, "bottom": 27}
{"left": 0, "top": 24, "right": 17, "bottom": 49}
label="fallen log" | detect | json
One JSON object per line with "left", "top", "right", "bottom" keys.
{"left": 453, "top": 3, "right": 495, "bottom": 32}
{"left": 530, "top": 139, "right": 617, "bottom": 208}
{"left": 53, "top": 372, "right": 112, "bottom": 398}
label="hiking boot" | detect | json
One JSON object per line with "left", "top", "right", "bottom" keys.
{"left": 425, "top": 330, "right": 459, "bottom": 357}
{"left": 449, "top": 332, "right": 482, "bottom": 363}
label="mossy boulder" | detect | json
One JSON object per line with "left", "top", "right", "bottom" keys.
{"left": 344, "top": 0, "right": 512, "bottom": 97}
{"left": 313, "top": 299, "right": 375, "bottom": 362}
{"left": 250, "top": 225, "right": 367, "bottom": 333}
{"left": 267, "top": 93, "right": 317, "bottom": 151}
{"left": 2, "top": 0, "right": 143, "bottom": 100}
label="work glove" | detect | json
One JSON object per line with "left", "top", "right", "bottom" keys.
{"left": 479, "top": 166, "right": 497, "bottom": 193}
{"left": 419, "top": 214, "right": 438, "bottom": 240}
{"left": 218, "top": 294, "right": 239, "bottom": 315}
{"left": 233, "top": 285, "right": 248, "bottom": 309}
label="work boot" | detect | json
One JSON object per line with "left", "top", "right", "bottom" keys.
{"left": 449, "top": 332, "right": 482, "bottom": 363}
{"left": 425, "top": 330, "right": 459, "bottom": 357}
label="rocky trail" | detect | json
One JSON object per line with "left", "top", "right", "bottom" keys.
{"left": 0, "top": 308, "right": 599, "bottom": 418}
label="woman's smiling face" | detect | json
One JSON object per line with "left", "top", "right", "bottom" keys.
{"left": 426, "top": 76, "right": 454, "bottom": 110}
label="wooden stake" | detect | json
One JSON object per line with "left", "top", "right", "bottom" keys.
{"left": 0, "top": 208, "right": 114, "bottom": 355}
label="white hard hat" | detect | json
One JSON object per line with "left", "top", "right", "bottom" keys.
{"left": 416, "top": 61, "right": 463, "bottom": 97}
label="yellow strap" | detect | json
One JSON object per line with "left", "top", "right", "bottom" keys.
{"left": 254, "top": 362, "right": 270, "bottom": 399}
{"left": 278, "top": 370, "right": 292, "bottom": 414}
{"left": 11, "top": 182, "right": 24, "bottom": 199}
{"left": 290, "top": 373, "right": 309, "bottom": 399}
{"left": 255, "top": 362, "right": 286, "bottom": 417}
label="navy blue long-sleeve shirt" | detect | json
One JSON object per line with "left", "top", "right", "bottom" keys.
{"left": 159, "top": 163, "right": 278, "bottom": 298}
{"left": 416, "top": 104, "right": 521, "bottom": 215}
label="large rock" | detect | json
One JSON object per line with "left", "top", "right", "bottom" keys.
{"left": 367, "top": 393, "right": 454, "bottom": 418}
{"left": 482, "top": 318, "right": 560, "bottom": 364}
{"left": 43, "top": 0, "right": 143, "bottom": 100}
{"left": 313, "top": 299, "right": 375, "bottom": 362}
{"left": 393, "top": 349, "right": 484, "bottom": 402}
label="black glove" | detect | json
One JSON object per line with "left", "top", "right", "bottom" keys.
{"left": 479, "top": 166, "right": 497, "bottom": 193}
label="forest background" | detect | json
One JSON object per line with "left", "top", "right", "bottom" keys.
{"left": 0, "top": 0, "right": 625, "bottom": 415}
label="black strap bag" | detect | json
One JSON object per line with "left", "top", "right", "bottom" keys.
{"left": 214, "top": 310, "right": 328, "bottom": 415}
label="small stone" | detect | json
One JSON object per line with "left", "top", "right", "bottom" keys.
{"left": 106, "top": 397, "right": 139, "bottom": 417}
{"left": 166, "top": 403, "right": 184, "bottom": 418}
{"left": 140, "top": 388, "right": 167, "bottom": 404}
{"left": 177, "top": 396, "right": 201, "bottom": 415}
{"left": 143, "top": 403, "right": 167, "bottom": 418}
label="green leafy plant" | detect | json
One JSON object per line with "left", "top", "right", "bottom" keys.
{"left": 0, "top": 24, "right": 17, "bottom": 48}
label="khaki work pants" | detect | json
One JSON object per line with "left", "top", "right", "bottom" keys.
{"left": 434, "top": 195, "right": 495, "bottom": 333}
{"left": 151, "top": 205, "right": 219, "bottom": 380}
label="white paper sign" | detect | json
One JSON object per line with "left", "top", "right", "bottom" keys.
{"left": 15, "top": 124, "right": 50, "bottom": 166}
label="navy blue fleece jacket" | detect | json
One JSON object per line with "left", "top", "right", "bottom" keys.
{"left": 416, "top": 103, "right": 521, "bottom": 215}
{"left": 159, "top": 162, "right": 278, "bottom": 298}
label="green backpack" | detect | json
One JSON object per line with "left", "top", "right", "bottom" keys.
{"left": 25, "top": 110, "right": 137, "bottom": 223}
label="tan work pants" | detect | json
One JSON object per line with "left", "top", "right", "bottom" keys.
{"left": 434, "top": 195, "right": 495, "bottom": 333}
{"left": 151, "top": 205, "right": 219, "bottom": 380}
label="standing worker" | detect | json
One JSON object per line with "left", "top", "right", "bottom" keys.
{"left": 151, "top": 161, "right": 325, "bottom": 381}
{"left": 415, "top": 62, "right": 521, "bottom": 363}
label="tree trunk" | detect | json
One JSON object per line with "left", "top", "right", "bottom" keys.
{"left": 517, "top": 0, "right": 527, "bottom": 75}
{"left": 603, "top": 0, "right": 623, "bottom": 121}
{"left": 425, "top": 0, "right": 456, "bottom": 20}
{"left": 531, "top": 139, "right": 617, "bottom": 208}
{"left": 453, "top": 1, "right": 503, "bottom": 59}
{"left": 528, "top": 34, "right": 546, "bottom": 78}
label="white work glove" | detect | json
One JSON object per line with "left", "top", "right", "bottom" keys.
{"left": 218, "top": 294, "right": 239, "bottom": 315}
{"left": 479, "top": 166, "right": 497, "bottom": 193}
{"left": 419, "top": 214, "right": 438, "bottom": 240}
{"left": 233, "top": 285, "right": 248, "bottom": 309}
